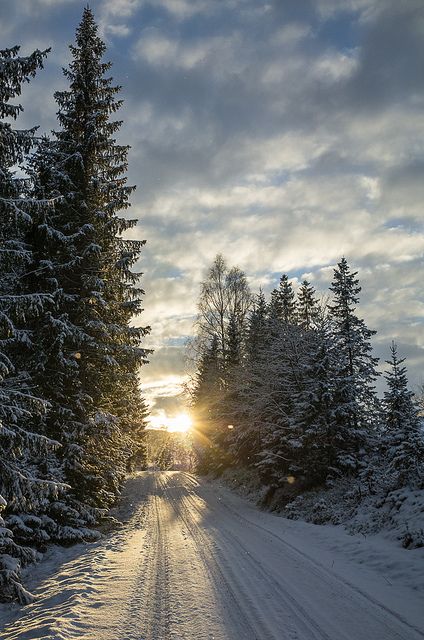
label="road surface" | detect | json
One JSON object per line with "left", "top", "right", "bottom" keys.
{"left": 1, "top": 471, "right": 423, "bottom": 639}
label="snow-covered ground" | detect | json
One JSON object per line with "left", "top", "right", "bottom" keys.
{"left": 0, "top": 471, "right": 423, "bottom": 639}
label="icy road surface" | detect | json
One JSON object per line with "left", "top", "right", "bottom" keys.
{"left": 1, "top": 471, "right": 424, "bottom": 640}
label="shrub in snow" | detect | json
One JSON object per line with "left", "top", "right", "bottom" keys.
{"left": 0, "top": 496, "right": 39, "bottom": 604}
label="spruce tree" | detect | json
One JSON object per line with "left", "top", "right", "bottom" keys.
{"left": 25, "top": 8, "right": 149, "bottom": 510}
{"left": 0, "top": 45, "right": 68, "bottom": 603}
{"left": 288, "top": 318, "right": 338, "bottom": 485}
{"left": 297, "top": 280, "right": 318, "bottom": 330}
{"left": 328, "top": 258, "right": 378, "bottom": 475}
{"left": 246, "top": 290, "right": 268, "bottom": 362}
{"left": 270, "top": 274, "right": 296, "bottom": 324}
{"left": 192, "top": 335, "right": 221, "bottom": 410}
{"left": 224, "top": 311, "right": 243, "bottom": 375}
{"left": 383, "top": 343, "right": 423, "bottom": 487}
{"left": 253, "top": 320, "right": 301, "bottom": 484}
{"left": 216, "top": 311, "right": 244, "bottom": 462}
{"left": 192, "top": 335, "right": 222, "bottom": 472}
{"left": 231, "top": 291, "right": 269, "bottom": 466}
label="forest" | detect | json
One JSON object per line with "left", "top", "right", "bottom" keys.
{"left": 189, "top": 254, "right": 424, "bottom": 545}
{"left": 1, "top": 5, "right": 423, "bottom": 611}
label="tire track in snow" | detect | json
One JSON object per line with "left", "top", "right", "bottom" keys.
{"left": 158, "top": 480, "right": 265, "bottom": 639}
{"left": 161, "top": 473, "right": 300, "bottom": 640}
{"left": 138, "top": 494, "right": 171, "bottom": 639}
{"left": 193, "top": 479, "right": 424, "bottom": 640}
{"left": 153, "top": 473, "right": 234, "bottom": 640}
{"left": 116, "top": 488, "right": 171, "bottom": 640}
{"left": 181, "top": 489, "right": 335, "bottom": 640}
{"left": 1, "top": 471, "right": 423, "bottom": 640}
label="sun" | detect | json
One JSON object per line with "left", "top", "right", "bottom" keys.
{"left": 147, "top": 411, "right": 193, "bottom": 433}
{"left": 167, "top": 413, "right": 192, "bottom": 433}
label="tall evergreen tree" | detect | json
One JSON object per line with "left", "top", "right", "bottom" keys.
{"left": 288, "top": 318, "right": 338, "bottom": 485}
{"left": 253, "top": 317, "right": 304, "bottom": 484}
{"left": 297, "top": 280, "right": 318, "bottom": 330}
{"left": 25, "top": 9, "right": 149, "bottom": 510}
{"left": 229, "top": 291, "right": 268, "bottom": 466}
{"left": 192, "top": 336, "right": 221, "bottom": 406}
{"left": 218, "top": 311, "right": 245, "bottom": 460}
{"left": 0, "top": 45, "right": 67, "bottom": 603}
{"left": 328, "top": 258, "right": 378, "bottom": 474}
{"left": 245, "top": 290, "right": 268, "bottom": 362}
{"left": 224, "top": 311, "right": 243, "bottom": 375}
{"left": 191, "top": 335, "right": 223, "bottom": 472}
{"left": 270, "top": 274, "right": 296, "bottom": 324}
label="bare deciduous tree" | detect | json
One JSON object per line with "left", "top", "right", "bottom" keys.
{"left": 196, "top": 254, "right": 252, "bottom": 359}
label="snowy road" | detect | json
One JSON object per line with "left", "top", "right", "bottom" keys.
{"left": 1, "top": 471, "right": 424, "bottom": 640}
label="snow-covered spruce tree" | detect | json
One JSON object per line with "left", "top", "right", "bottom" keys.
{"left": 214, "top": 311, "right": 246, "bottom": 466}
{"left": 191, "top": 335, "right": 223, "bottom": 473}
{"left": 297, "top": 280, "right": 319, "bottom": 330}
{"left": 269, "top": 274, "right": 296, "bottom": 324}
{"left": 288, "top": 317, "right": 339, "bottom": 486}
{"left": 229, "top": 291, "right": 269, "bottom": 466}
{"left": 0, "top": 45, "right": 69, "bottom": 603}
{"left": 327, "top": 258, "right": 379, "bottom": 476}
{"left": 245, "top": 290, "right": 268, "bottom": 362}
{"left": 250, "top": 275, "right": 317, "bottom": 486}
{"left": 224, "top": 311, "right": 243, "bottom": 377}
{"left": 256, "top": 327, "right": 314, "bottom": 486}
{"left": 24, "top": 9, "right": 149, "bottom": 512}
{"left": 383, "top": 342, "right": 423, "bottom": 488}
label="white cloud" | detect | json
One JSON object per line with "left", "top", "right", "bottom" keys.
{"left": 360, "top": 176, "right": 381, "bottom": 201}
{"left": 98, "top": 0, "right": 142, "bottom": 38}
{"left": 4, "top": 0, "right": 424, "bottom": 409}
{"left": 313, "top": 51, "right": 359, "bottom": 82}
{"left": 133, "top": 29, "right": 241, "bottom": 71}
{"left": 101, "top": 0, "right": 141, "bottom": 17}
{"left": 272, "top": 23, "right": 311, "bottom": 47}
{"left": 151, "top": 0, "right": 210, "bottom": 20}
{"left": 106, "top": 23, "right": 131, "bottom": 37}
{"left": 134, "top": 33, "right": 179, "bottom": 66}
{"left": 316, "top": 0, "right": 379, "bottom": 20}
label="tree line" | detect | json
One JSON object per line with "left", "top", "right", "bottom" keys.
{"left": 190, "top": 255, "right": 423, "bottom": 502}
{"left": 0, "top": 9, "right": 148, "bottom": 602}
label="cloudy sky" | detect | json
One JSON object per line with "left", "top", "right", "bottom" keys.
{"left": 3, "top": 0, "right": 424, "bottom": 419}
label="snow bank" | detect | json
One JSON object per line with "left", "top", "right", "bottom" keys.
{"left": 216, "top": 467, "right": 424, "bottom": 595}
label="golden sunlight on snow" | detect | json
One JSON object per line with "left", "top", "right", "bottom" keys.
{"left": 147, "top": 411, "right": 193, "bottom": 433}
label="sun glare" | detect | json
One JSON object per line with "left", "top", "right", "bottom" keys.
{"left": 167, "top": 413, "right": 192, "bottom": 433}
{"left": 148, "top": 411, "right": 192, "bottom": 433}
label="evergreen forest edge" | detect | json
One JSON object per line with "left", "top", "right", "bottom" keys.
{"left": 189, "top": 255, "right": 424, "bottom": 548}
{"left": 0, "top": 9, "right": 149, "bottom": 602}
